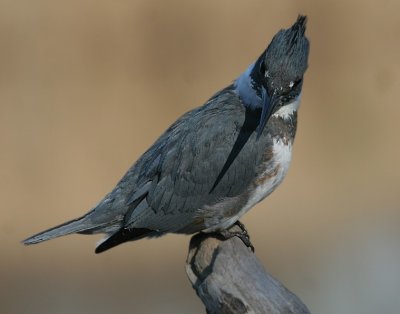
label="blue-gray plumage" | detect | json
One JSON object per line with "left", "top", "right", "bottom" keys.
{"left": 23, "top": 16, "right": 310, "bottom": 253}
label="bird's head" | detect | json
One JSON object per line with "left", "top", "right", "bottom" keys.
{"left": 235, "top": 15, "right": 310, "bottom": 137}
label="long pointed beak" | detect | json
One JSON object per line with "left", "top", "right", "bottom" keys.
{"left": 256, "top": 88, "right": 279, "bottom": 139}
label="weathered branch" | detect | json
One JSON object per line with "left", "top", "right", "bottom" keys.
{"left": 186, "top": 225, "right": 311, "bottom": 314}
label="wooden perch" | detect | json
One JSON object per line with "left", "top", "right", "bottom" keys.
{"left": 186, "top": 225, "right": 311, "bottom": 314}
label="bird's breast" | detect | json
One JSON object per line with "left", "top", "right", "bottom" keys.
{"left": 204, "top": 137, "right": 293, "bottom": 232}
{"left": 244, "top": 137, "right": 293, "bottom": 212}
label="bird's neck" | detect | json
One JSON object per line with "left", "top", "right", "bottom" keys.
{"left": 233, "top": 63, "right": 263, "bottom": 110}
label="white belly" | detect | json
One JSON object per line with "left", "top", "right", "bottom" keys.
{"left": 213, "top": 138, "right": 293, "bottom": 231}
{"left": 247, "top": 138, "right": 292, "bottom": 208}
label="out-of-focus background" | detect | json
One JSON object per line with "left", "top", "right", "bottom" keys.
{"left": 1, "top": 1, "right": 399, "bottom": 313}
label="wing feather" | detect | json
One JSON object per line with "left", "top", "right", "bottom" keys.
{"left": 121, "top": 86, "right": 271, "bottom": 232}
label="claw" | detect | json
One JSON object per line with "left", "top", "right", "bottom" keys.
{"left": 218, "top": 221, "right": 255, "bottom": 252}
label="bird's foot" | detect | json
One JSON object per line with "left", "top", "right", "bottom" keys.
{"left": 219, "top": 221, "right": 255, "bottom": 252}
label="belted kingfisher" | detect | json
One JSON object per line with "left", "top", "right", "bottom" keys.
{"left": 23, "top": 16, "right": 309, "bottom": 253}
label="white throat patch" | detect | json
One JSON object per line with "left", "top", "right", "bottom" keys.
{"left": 272, "top": 94, "right": 301, "bottom": 120}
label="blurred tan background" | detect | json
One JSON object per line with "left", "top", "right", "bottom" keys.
{"left": 1, "top": 1, "right": 399, "bottom": 313}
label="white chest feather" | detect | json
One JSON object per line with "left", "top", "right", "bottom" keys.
{"left": 208, "top": 139, "right": 293, "bottom": 232}
{"left": 245, "top": 139, "right": 293, "bottom": 209}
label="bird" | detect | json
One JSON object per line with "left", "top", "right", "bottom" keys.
{"left": 23, "top": 15, "right": 310, "bottom": 254}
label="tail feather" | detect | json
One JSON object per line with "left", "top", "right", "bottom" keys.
{"left": 95, "top": 227, "right": 153, "bottom": 254}
{"left": 22, "top": 216, "right": 93, "bottom": 245}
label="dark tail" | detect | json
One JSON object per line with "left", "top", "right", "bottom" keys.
{"left": 95, "top": 227, "right": 154, "bottom": 254}
{"left": 22, "top": 216, "right": 95, "bottom": 245}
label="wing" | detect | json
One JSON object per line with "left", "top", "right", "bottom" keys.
{"left": 117, "top": 86, "right": 270, "bottom": 233}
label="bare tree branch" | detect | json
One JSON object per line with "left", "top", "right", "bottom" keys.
{"left": 186, "top": 225, "right": 311, "bottom": 314}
